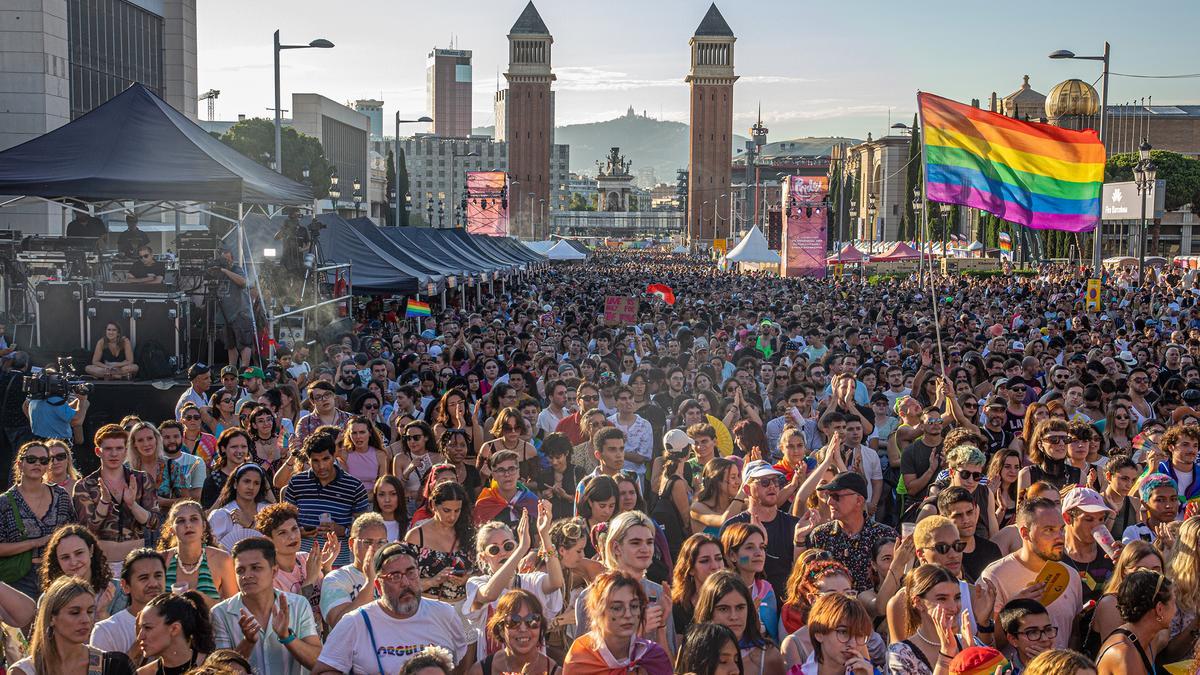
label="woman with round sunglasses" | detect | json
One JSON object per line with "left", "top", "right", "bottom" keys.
{"left": 464, "top": 504, "right": 562, "bottom": 661}
{"left": 392, "top": 421, "right": 445, "bottom": 517}
{"left": 1018, "top": 419, "right": 1081, "bottom": 495}
{"left": 1102, "top": 403, "right": 1135, "bottom": 455}
{"left": 178, "top": 403, "right": 217, "bottom": 468}
{"left": 0, "top": 440, "right": 76, "bottom": 597}
{"left": 43, "top": 438, "right": 81, "bottom": 494}
{"left": 466, "top": 589, "right": 561, "bottom": 675}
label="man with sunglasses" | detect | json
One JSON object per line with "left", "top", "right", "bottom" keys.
{"left": 722, "top": 460, "right": 801, "bottom": 596}
{"left": 807, "top": 471, "right": 897, "bottom": 591}
{"left": 938, "top": 486, "right": 1001, "bottom": 583}
{"left": 126, "top": 244, "right": 164, "bottom": 285}
{"left": 554, "top": 382, "right": 602, "bottom": 445}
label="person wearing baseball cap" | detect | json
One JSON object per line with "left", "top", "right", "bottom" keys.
{"left": 1061, "top": 487, "right": 1115, "bottom": 604}
{"left": 806, "top": 471, "right": 898, "bottom": 591}
{"left": 980, "top": 397, "right": 1015, "bottom": 455}
{"left": 175, "top": 363, "right": 212, "bottom": 420}
{"left": 720, "top": 459, "right": 798, "bottom": 596}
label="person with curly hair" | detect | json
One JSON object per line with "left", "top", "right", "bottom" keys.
{"left": 1095, "top": 569, "right": 1175, "bottom": 675}
{"left": 158, "top": 501, "right": 236, "bottom": 608}
{"left": 41, "top": 524, "right": 123, "bottom": 620}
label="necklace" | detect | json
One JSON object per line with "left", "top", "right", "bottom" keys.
{"left": 175, "top": 552, "right": 202, "bottom": 575}
{"left": 914, "top": 628, "right": 939, "bottom": 646}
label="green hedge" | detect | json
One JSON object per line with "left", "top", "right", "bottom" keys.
{"left": 962, "top": 268, "right": 1037, "bottom": 278}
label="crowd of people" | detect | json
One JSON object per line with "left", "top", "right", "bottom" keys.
{"left": 0, "top": 250, "right": 1199, "bottom": 675}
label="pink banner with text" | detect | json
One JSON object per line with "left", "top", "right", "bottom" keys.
{"left": 781, "top": 175, "right": 829, "bottom": 278}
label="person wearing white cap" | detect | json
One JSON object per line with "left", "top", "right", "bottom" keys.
{"left": 719, "top": 459, "right": 799, "bottom": 595}
{"left": 1061, "top": 486, "right": 1115, "bottom": 605}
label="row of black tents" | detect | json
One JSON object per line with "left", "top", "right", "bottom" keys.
{"left": 0, "top": 82, "right": 547, "bottom": 297}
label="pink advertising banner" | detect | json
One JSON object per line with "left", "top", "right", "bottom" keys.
{"left": 465, "top": 171, "right": 509, "bottom": 236}
{"left": 781, "top": 175, "right": 829, "bottom": 278}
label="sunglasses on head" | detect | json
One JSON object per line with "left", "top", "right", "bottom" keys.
{"left": 485, "top": 540, "right": 517, "bottom": 556}
{"left": 926, "top": 541, "right": 968, "bottom": 554}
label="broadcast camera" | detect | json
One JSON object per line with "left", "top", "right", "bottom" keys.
{"left": 23, "top": 357, "right": 93, "bottom": 400}
{"left": 205, "top": 256, "right": 230, "bottom": 280}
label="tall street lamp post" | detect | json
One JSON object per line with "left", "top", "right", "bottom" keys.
{"left": 1134, "top": 139, "right": 1157, "bottom": 287}
{"left": 274, "top": 30, "right": 333, "bottom": 175}
{"left": 328, "top": 171, "right": 340, "bottom": 212}
{"left": 393, "top": 115, "right": 433, "bottom": 227}
{"left": 352, "top": 177, "right": 363, "bottom": 218}
{"left": 1050, "top": 42, "right": 1109, "bottom": 277}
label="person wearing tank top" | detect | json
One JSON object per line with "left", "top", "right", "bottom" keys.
{"left": 339, "top": 418, "right": 388, "bottom": 496}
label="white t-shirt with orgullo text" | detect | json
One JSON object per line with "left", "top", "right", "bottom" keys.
{"left": 316, "top": 599, "right": 467, "bottom": 674}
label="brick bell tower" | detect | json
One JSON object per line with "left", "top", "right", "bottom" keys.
{"left": 686, "top": 3, "right": 737, "bottom": 244}
{"left": 498, "top": 2, "right": 555, "bottom": 240}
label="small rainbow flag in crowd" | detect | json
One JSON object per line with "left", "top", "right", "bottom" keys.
{"left": 998, "top": 232, "right": 1012, "bottom": 251}
{"left": 919, "top": 92, "right": 1104, "bottom": 233}
{"left": 405, "top": 299, "right": 432, "bottom": 317}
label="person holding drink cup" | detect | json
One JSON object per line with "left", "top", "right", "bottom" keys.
{"left": 1061, "top": 488, "right": 1116, "bottom": 605}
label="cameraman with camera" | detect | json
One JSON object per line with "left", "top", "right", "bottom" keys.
{"left": 22, "top": 359, "right": 89, "bottom": 444}
{"left": 211, "top": 244, "right": 256, "bottom": 369}
{"left": 0, "top": 352, "right": 34, "bottom": 479}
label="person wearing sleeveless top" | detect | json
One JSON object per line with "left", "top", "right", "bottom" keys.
{"left": 1096, "top": 569, "right": 1175, "bottom": 675}
{"left": 158, "top": 502, "right": 235, "bottom": 608}
{"left": 391, "top": 421, "right": 445, "bottom": 518}
{"left": 338, "top": 417, "right": 388, "bottom": 497}
{"left": 11, "top": 576, "right": 136, "bottom": 675}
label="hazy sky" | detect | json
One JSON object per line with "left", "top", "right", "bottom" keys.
{"left": 197, "top": 0, "right": 1200, "bottom": 141}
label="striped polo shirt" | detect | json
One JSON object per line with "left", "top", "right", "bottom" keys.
{"left": 282, "top": 464, "right": 369, "bottom": 566}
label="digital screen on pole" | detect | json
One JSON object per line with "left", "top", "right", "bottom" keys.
{"left": 466, "top": 171, "right": 509, "bottom": 237}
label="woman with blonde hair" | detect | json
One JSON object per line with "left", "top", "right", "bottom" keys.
{"left": 127, "top": 422, "right": 169, "bottom": 504}
{"left": 1161, "top": 516, "right": 1200, "bottom": 662}
{"left": 571, "top": 408, "right": 607, "bottom": 472}
{"left": 563, "top": 571, "right": 672, "bottom": 675}
{"left": 573, "top": 510, "right": 675, "bottom": 652}
{"left": 12, "top": 576, "right": 136, "bottom": 675}
{"left": 478, "top": 407, "right": 539, "bottom": 484}
{"left": 1024, "top": 649, "right": 1097, "bottom": 675}
{"left": 1089, "top": 539, "right": 1164, "bottom": 647}
{"left": 157, "top": 501, "right": 236, "bottom": 608}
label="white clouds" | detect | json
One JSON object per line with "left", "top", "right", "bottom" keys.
{"left": 552, "top": 66, "right": 682, "bottom": 91}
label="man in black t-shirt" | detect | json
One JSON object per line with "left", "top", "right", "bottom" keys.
{"left": 116, "top": 213, "right": 150, "bottom": 258}
{"left": 128, "top": 245, "right": 165, "bottom": 285}
{"left": 938, "top": 486, "right": 1001, "bottom": 582}
{"left": 721, "top": 460, "right": 799, "bottom": 595}
{"left": 900, "top": 407, "right": 946, "bottom": 504}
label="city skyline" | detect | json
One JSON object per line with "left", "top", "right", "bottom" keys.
{"left": 197, "top": 0, "right": 1200, "bottom": 142}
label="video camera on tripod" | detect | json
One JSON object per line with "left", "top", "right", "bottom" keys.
{"left": 23, "top": 356, "right": 93, "bottom": 400}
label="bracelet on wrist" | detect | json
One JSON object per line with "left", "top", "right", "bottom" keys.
{"left": 278, "top": 630, "right": 298, "bottom": 645}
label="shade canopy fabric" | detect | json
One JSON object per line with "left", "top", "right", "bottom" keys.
{"left": 546, "top": 240, "right": 587, "bottom": 260}
{"left": 871, "top": 242, "right": 925, "bottom": 261}
{"left": 381, "top": 226, "right": 508, "bottom": 276}
{"left": 726, "top": 225, "right": 781, "bottom": 264}
{"left": 524, "top": 241, "right": 556, "bottom": 255}
{"left": 0, "top": 84, "right": 312, "bottom": 205}
{"left": 827, "top": 244, "right": 868, "bottom": 263}
{"left": 672, "top": 244, "right": 689, "bottom": 254}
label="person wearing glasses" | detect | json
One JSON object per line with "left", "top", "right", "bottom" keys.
{"left": 1096, "top": 569, "right": 1175, "bottom": 675}
{"left": 563, "top": 570, "right": 672, "bottom": 675}
{"left": 554, "top": 382, "right": 602, "bottom": 445}
{"left": 0, "top": 440, "right": 76, "bottom": 597}
{"left": 466, "top": 589, "right": 561, "bottom": 675}
{"left": 85, "top": 322, "right": 139, "bottom": 380}
{"left": 294, "top": 382, "right": 350, "bottom": 448}
{"left": 474, "top": 450, "right": 539, "bottom": 531}
{"left": 916, "top": 445, "right": 999, "bottom": 538}
{"left": 478, "top": 408, "right": 539, "bottom": 485}
{"left": 786, "top": 592, "right": 877, "bottom": 675}
{"left": 806, "top": 471, "right": 898, "bottom": 593}
{"left": 722, "top": 460, "right": 801, "bottom": 597}
{"left": 999, "top": 599, "right": 1056, "bottom": 674}
{"left": 885, "top": 516, "right": 995, "bottom": 645}
{"left": 211, "top": 537, "right": 322, "bottom": 675}
{"left": 318, "top": 512, "right": 388, "bottom": 629}
{"left": 1017, "top": 419, "right": 1081, "bottom": 495}
{"left": 314, "top": 543, "right": 468, "bottom": 675}
{"left": 464, "top": 505, "right": 562, "bottom": 661}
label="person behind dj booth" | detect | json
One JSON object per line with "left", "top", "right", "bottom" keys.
{"left": 127, "top": 245, "right": 165, "bottom": 285}
{"left": 65, "top": 209, "right": 107, "bottom": 239}
{"left": 116, "top": 213, "right": 150, "bottom": 258}
{"left": 274, "top": 207, "right": 314, "bottom": 274}
{"left": 212, "top": 245, "right": 256, "bottom": 369}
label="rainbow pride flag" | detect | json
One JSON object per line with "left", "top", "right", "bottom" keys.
{"left": 998, "top": 232, "right": 1012, "bottom": 252}
{"left": 918, "top": 92, "right": 1104, "bottom": 233}
{"left": 405, "top": 299, "right": 432, "bottom": 317}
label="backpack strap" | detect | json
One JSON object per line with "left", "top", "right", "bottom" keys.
{"left": 360, "top": 608, "right": 387, "bottom": 675}
{"left": 86, "top": 646, "right": 104, "bottom": 675}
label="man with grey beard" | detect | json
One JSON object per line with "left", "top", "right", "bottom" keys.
{"left": 314, "top": 543, "right": 468, "bottom": 674}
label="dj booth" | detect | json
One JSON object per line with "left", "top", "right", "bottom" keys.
{"left": 3, "top": 231, "right": 221, "bottom": 370}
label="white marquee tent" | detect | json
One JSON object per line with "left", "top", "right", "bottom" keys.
{"left": 546, "top": 240, "right": 587, "bottom": 261}
{"left": 725, "top": 225, "right": 781, "bottom": 264}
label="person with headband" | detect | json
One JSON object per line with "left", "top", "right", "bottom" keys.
{"left": 1121, "top": 474, "right": 1180, "bottom": 544}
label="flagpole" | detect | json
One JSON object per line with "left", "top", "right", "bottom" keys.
{"left": 917, "top": 91, "right": 947, "bottom": 378}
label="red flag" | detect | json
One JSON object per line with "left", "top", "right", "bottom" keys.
{"left": 646, "top": 283, "right": 675, "bottom": 305}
